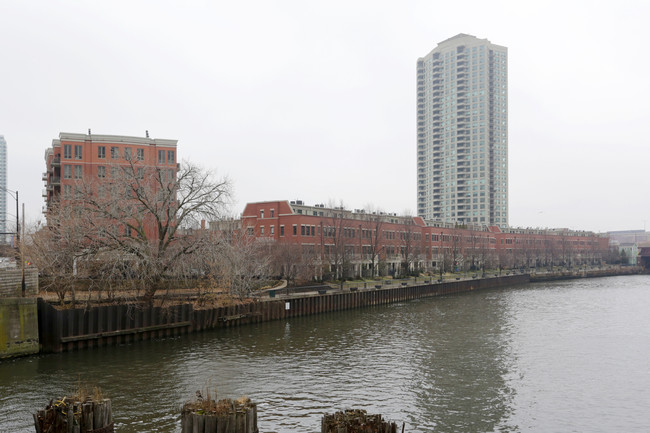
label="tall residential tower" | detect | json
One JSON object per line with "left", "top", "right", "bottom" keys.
{"left": 417, "top": 34, "right": 508, "bottom": 226}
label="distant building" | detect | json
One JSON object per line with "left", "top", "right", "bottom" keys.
{"left": 43, "top": 132, "right": 178, "bottom": 239}
{"left": 637, "top": 242, "right": 650, "bottom": 270}
{"left": 0, "top": 136, "right": 7, "bottom": 243}
{"left": 417, "top": 34, "right": 508, "bottom": 227}
{"left": 213, "top": 200, "right": 608, "bottom": 279}
{"left": 617, "top": 243, "right": 638, "bottom": 266}
{"left": 607, "top": 230, "right": 650, "bottom": 245}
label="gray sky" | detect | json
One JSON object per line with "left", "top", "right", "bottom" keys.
{"left": 2, "top": 0, "right": 649, "bottom": 233}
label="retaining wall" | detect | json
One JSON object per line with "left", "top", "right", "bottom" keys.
{"left": 38, "top": 275, "right": 528, "bottom": 353}
{"left": 0, "top": 297, "right": 39, "bottom": 358}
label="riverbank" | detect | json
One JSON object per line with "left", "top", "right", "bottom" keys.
{"left": 2, "top": 266, "right": 639, "bottom": 358}
{"left": 529, "top": 266, "right": 640, "bottom": 282}
{"left": 36, "top": 274, "right": 529, "bottom": 353}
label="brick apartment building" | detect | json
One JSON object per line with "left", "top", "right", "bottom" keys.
{"left": 43, "top": 131, "right": 178, "bottom": 239}
{"left": 228, "top": 200, "right": 609, "bottom": 279}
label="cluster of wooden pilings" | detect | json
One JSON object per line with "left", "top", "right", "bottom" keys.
{"left": 33, "top": 397, "right": 113, "bottom": 433}
{"left": 322, "top": 409, "right": 400, "bottom": 433}
{"left": 33, "top": 394, "right": 403, "bottom": 432}
{"left": 180, "top": 397, "right": 258, "bottom": 433}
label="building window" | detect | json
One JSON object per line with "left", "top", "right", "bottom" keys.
{"left": 137, "top": 167, "right": 144, "bottom": 179}
{"left": 158, "top": 150, "right": 165, "bottom": 164}
{"left": 168, "top": 169, "right": 175, "bottom": 182}
{"left": 63, "top": 184, "right": 72, "bottom": 197}
{"left": 270, "top": 225, "right": 274, "bottom": 235}
{"left": 111, "top": 166, "right": 119, "bottom": 178}
{"left": 98, "top": 146, "right": 106, "bottom": 159}
{"left": 270, "top": 209, "right": 275, "bottom": 217}
{"left": 98, "top": 166, "right": 106, "bottom": 178}
{"left": 301, "top": 225, "right": 305, "bottom": 236}
{"left": 63, "top": 165, "right": 71, "bottom": 179}
{"left": 293, "top": 225, "right": 297, "bottom": 236}
{"left": 167, "top": 150, "right": 175, "bottom": 163}
{"left": 63, "top": 145, "right": 72, "bottom": 159}
{"left": 280, "top": 225, "right": 285, "bottom": 236}
{"left": 260, "top": 226, "right": 264, "bottom": 235}
{"left": 74, "top": 165, "right": 82, "bottom": 179}
{"left": 260, "top": 210, "right": 264, "bottom": 218}
{"left": 137, "top": 148, "right": 144, "bottom": 161}
{"left": 124, "top": 148, "right": 132, "bottom": 160}
{"left": 74, "top": 145, "right": 82, "bottom": 160}
{"left": 111, "top": 147, "right": 119, "bottom": 159}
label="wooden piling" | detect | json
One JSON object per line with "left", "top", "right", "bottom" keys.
{"left": 321, "top": 409, "right": 398, "bottom": 433}
{"left": 181, "top": 396, "right": 259, "bottom": 433}
{"left": 33, "top": 396, "right": 113, "bottom": 433}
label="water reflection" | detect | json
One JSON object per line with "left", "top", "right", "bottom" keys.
{"left": 395, "top": 293, "right": 517, "bottom": 432}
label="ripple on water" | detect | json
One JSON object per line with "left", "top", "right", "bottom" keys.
{"left": 2, "top": 275, "right": 650, "bottom": 433}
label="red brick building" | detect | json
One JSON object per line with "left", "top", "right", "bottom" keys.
{"left": 231, "top": 200, "right": 609, "bottom": 279}
{"left": 43, "top": 131, "right": 178, "bottom": 239}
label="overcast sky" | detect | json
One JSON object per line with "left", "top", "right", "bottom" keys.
{"left": 2, "top": 0, "right": 649, "bottom": 233}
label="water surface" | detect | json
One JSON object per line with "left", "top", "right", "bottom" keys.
{"left": 1, "top": 275, "right": 649, "bottom": 432}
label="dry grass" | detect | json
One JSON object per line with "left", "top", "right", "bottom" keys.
{"left": 47, "top": 378, "right": 105, "bottom": 406}
{"left": 183, "top": 386, "right": 254, "bottom": 416}
{"left": 68, "top": 377, "right": 104, "bottom": 402}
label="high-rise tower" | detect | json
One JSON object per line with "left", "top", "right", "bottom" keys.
{"left": 417, "top": 34, "right": 508, "bottom": 226}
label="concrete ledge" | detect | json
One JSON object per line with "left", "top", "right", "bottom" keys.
{"left": 0, "top": 297, "right": 39, "bottom": 359}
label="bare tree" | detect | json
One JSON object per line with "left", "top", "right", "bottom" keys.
{"left": 451, "top": 232, "right": 463, "bottom": 274}
{"left": 466, "top": 229, "right": 479, "bottom": 272}
{"left": 26, "top": 207, "right": 85, "bottom": 305}
{"left": 400, "top": 214, "right": 419, "bottom": 277}
{"left": 360, "top": 207, "right": 384, "bottom": 278}
{"left": 214, "top": 230, "right": 271, "bottom": 299}
{"left": 270, "top": 242, "right": 311, "bottom": 286}
{"left": 323, "top": 201, "right": 350, "bottom": 281}
{"left": 37, "top": 160, "right": 231, "bottom": 303}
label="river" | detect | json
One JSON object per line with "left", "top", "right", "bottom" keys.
{"left": 1, "top": 275, "right": 649, "bottom": 432}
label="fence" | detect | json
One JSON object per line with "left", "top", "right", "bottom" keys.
{"left": 0, "top": 267, "right": 38, "bottom": 297}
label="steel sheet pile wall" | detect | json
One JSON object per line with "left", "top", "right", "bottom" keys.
{"left": 38, "top": 275, "right": 528, "bottom": 353}
{"left": 38, "top": 300, "right": 192, "bottom": 353}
